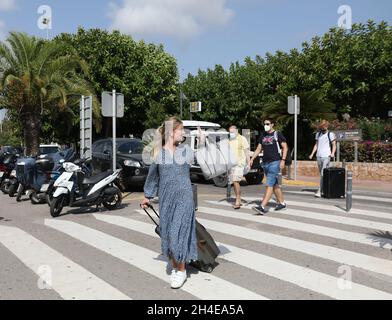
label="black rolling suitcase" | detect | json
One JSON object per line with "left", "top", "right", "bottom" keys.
{"left": 322, "top": 167, "right": 345, "bottom": 198}
{"left": 141, "top": 204, "right": 220, "bottom": 273}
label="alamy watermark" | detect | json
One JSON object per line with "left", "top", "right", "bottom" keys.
{"left": 337, "top": 265, "right": 352, "bottom": 290}
{"left": 337, "top": 5, "right": 352, "bottom": 30}
{"left": 37, "top": 264, "right": 53, "bottom": 290}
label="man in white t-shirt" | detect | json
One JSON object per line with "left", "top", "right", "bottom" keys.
{"left": 309, "top": 120, "right": 337, "bottom": 197}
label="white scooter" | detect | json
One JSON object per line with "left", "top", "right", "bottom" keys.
{"left": 50, "top": 160, "right": 123, "bottom": 217}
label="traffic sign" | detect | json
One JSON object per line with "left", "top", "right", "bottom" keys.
{"left": 288, "top": 96, "right": 300, "bottom": 114}
{"left": 102, "top": 91, "right": 124, "bottom": 118}
{"left": 190, "top": 101, "right": 202, "bottom": 113}
{"left": 334, "top": 129, "right": 363, "bottom": 142}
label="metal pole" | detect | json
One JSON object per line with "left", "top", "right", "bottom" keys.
{"left": 180, "top": 87, "right": 183, "bottom": 118}
{"left": 294, "top": 95, "right": 298, "bottom": 180}
{"left": 226, "top": 180, "right": 232, "bottom": 200}
{"left": 346, "top": 170, "right": 353, "bottom": 212}
{"left": 278, "top": 172, "right": 283, "bottom": 186}
{"left": 112, "top": 89, "right": 116, "bottom": 172}
{"left": 81, "top": 96, "right": 85, "bottom": 159}
{"left": 337, "top": 141, "right": 340, "bottom": 163}
{"left": 354, "top": 142, "right": 358, "bottom": 163}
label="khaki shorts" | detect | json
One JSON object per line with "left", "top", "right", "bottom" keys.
{"left": 229, "top": 165, "right": 245, "bottom": 184}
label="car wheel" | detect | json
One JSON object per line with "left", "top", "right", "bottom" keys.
{"left": 213, "top": 174, "right": 228, "bottom": 188}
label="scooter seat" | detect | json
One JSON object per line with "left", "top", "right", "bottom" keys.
{"left": 83, "top": 171, "right": 113, "bottom": 185}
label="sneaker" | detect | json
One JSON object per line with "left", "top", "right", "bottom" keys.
{"left": 252, "top": 205, "right": 266, "bottom": 215}
{"left": 274, "top": 203, "right": 287, "bottom": 211}
{"left": 170, "top": 269, "right": 177, "bottom": 282}
{"left": 171, "top": 271, "right": 187, "bottom": 289}
{"left": 315, "top": 190, "right": 321, "bottom": 198}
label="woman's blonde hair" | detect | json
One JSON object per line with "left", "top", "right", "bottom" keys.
{"left": 152, "top": 116, "right": 183, "bottom": 159}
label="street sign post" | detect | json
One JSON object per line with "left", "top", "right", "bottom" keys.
{"left": 334, "top": 129, "right": 362, "bottom": 163}
{"left": 288, "top": 95, "right": 300, "bottom": 180}
{"left": 102, "top": 90, "right": 125, "bottom": 171}
{"left": 189, "top": 101, "right": 202, "bottom": 120}
{"left": 80, "top": 96, "right": 93, "bottom": 159}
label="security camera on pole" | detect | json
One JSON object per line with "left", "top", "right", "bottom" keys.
{"left": 288, "top": 95, "right": 300, "bottom": 180}
{"left": 102, "top": 90, "right": 124, "bottom": 171}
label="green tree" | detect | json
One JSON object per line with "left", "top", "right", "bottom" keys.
{"left": 55, "top": 28, "right": 179, "bottom": 136}
{"left": 0, "top": 32, "right": 99, "bottom": 155}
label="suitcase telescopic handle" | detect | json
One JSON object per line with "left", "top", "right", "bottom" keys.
{"left": 140, "top": 203, "right": 160, "bottom": 226}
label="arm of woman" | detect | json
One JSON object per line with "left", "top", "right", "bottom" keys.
{"left": 141, "top": 161, "right": 159, "bottom": 208}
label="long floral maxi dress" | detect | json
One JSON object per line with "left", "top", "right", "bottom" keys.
{"left": 143, "top": 144, "right": 198, "bottom": 263}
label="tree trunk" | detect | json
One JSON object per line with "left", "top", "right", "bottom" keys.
{"left": 22, "top": 112, "right": 41, "bottom": 156}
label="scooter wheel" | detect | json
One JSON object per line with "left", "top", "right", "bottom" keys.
{"left": 50, "top": 195, "right": 66, "bottom": 218}
{"left": 103, "top": 189, "right": 122, "bottom": 211}
{"left": 8, "top": 184, "right": 17, "bottom": 197}
{"left": 30, "top": 192, "right": 46, "bottom": 205}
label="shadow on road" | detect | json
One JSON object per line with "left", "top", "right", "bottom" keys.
{"left": 58, "top": 203, "right": 130, "bottom": 218}
{"left": 367, "top": 231, "right": 392, "bottom": 250}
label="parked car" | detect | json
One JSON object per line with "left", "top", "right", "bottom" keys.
{"left": 39, "top": 144, "right": 61, "bottom": 155}
{"left": 91, "top": 138, "right": 149, "bottom": 189}
{"left": 182, "top": 121, "right": 264, "bottom": 188}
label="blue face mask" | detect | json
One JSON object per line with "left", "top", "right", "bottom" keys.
{"left": 229, "top": 133, "right": 237, "bottom": 140}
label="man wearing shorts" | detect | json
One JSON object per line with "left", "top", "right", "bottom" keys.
{"left": 249, "top": 118, "right": 288, "bottom": 215}
{"left": 228, "top": 125, "right": 250, "bottom": 209}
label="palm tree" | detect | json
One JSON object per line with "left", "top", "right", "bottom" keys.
{"left": 0, "top": 32, "right": 100, "bottom": 156}
{"left": 262, "top": 90, "right": 336, "bottom": 127}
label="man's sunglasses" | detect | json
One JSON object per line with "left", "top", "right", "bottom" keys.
{"left": 264, "top": 122, "right": 271, "bottom": 125}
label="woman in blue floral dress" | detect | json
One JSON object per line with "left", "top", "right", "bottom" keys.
{"left": 141, "top": 116, "right": 198, "bottom": 289}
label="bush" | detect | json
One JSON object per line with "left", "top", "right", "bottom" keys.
{"left": 340, "top": 141, "right": 392, "bottom": 163}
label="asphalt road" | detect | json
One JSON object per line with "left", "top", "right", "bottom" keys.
{"left": 0, "top": 180, "right": 391, "bottom": 300}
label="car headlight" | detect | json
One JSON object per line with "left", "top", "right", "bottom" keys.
{"left": 124, "top": 160, "right": 141, "bottom": 167}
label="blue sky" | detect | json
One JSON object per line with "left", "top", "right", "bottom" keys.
{"left": 0, "top": 0, "right": 391, "bottom": 84}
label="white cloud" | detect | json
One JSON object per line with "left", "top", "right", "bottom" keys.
{"left": 0, "top": 0, "right": 16, "bottom": 11}
{"left": 108, "top": 0, "right": 234, "bottom": 40}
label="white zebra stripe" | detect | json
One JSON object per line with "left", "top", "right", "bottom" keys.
{"left": 95, "top": 213, "right": 392, "bottom": 300}
{"left": 207, "top": 200, "right": 392, "bottom": 231}
{"left": 284, "top": 191, "right": 392, "bottom": 204}
{"left": 133, "top": 207, "right": 392, "bottom": 277}
{"left": 0, "top": 225, "right": 130, "bottom": 300}
{"left": 242, "top": 197, "right": 392, "bottom": 221}
{"left": 45, "top": 219, "right": 267, "bottom": 300}
{"left": 199, "top": 204, "right": 392, "bottom": 250}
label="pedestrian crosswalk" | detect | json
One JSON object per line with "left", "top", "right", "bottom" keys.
{"left": 0, "top": 195, "right": 391, "bottom": 300}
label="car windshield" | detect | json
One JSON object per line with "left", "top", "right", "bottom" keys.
{"left": 39, "top": 147, "right": 59, "bottom": 155}
{"left": 117, "top": 140, "right": 143, "bottom": 155}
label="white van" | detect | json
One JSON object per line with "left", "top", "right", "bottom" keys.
{"left": 182, "top": 121, "right": 264, "bottom": 187}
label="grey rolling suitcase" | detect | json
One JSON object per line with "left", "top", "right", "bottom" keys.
{"left": 141, "top": 203, "right": 220, "bottom": 273}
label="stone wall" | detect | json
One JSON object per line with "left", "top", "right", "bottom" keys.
{"left": 289, "top": 161, "right": 392, "bottom": 181}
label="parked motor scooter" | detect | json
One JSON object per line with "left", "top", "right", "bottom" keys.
{"left": 50, "top": 160, "right": 122, "bottom": 217}
{"left": 0, "top": 153, "right": 19, "bottom": 195}
{"left": 33, "top": 148, "right": 78, "bottom": 205}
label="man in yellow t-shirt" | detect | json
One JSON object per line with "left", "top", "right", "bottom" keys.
{"left": 228, "top": 125, "right": 250, "bottom": 209}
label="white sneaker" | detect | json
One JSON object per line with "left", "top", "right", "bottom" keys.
{"left": 170, "top": 269, "right": 177, "bottom": 283}
{"left": 315, "top": 190, "right": 321, "bottom": 198}
{"left": 171, "top": 270, "right": 187, "bottom": 289}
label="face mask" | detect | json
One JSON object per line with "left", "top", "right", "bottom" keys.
{"left": 320, "top": 129, "right": 327, "bottom": 134}
{"left": 229, "top": 133, "right": 237, "bottom": 140}
{"left": 264, "top": 125, "right": 271, "bottom": 132}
